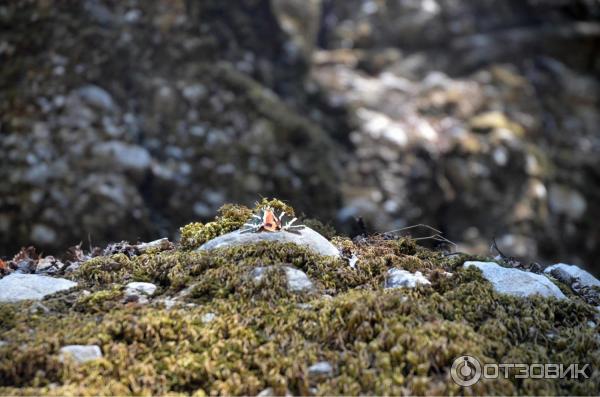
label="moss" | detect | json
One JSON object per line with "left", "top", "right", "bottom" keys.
{"left": 1, "top": 201, "right": 599, "bottom": 395}
{"left": 179, "top": 203, "right": 253, "bottom": 250}
{"left": 0, "top": 304, "right": 17, "bottom": 332}
{"left": 74, "top": 253, "right": 132, "bottom": 285}
{"left": 255, "top": 198, "right": 295, "bottom": 217}
{"left": 300, "top": 218, "right": 337, "bottom": 240}
{"left": 72, "top": 288, "right": 124, "bottom": 314}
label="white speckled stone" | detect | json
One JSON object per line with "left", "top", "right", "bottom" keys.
{"left": 0, "top": 274, "right": 77, "bottom": 303}
{"left": 59, "top": 345, "right": 102, "bottom": 364}
{"left": 464, "top": 261, "right": 566, "bottom": 300}
{"left": 198, "top": 227, "right": 340, "bottom": 257}
{"left": 385, "top": 269, "right": 431, "bottom": 289}
{"left": 125, "top": 282, "right": 157, "bottom": 297}
{"left": 308, "top": 361, "right": 334, "bottom": 378}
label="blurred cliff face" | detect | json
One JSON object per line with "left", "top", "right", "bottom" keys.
{"left": 1, "top": 0, "right": 599, "bottom": 270}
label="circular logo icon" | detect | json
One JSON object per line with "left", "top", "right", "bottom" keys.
{"left": 451, "top": 355, "right": 482, "bottom": 387}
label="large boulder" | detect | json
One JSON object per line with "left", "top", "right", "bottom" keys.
{"left": 464, "top": 261, "right": 566, "bottom": 300}
{"left": 198, "top": 227, "right": 340, "bottom": 257}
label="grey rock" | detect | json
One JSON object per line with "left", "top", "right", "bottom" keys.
{"left": 464, "top": 261, "right": 567, "bottom": 300}
{"left": 548, "top": 184, "right": 587, "bottom": 219}
{"left": 385, "top": 269, "right": 431, "bottom": 289}
{"left": 77, "top": 85, "right": 115, "bottom": 111}
{"left": 59, "top": 345, "right": 102, "bottom": 364}
{"left": 92, "top": 141, "right": 152, "bottom": 174}
{"left": 83, "top": 0, "right": 115, "bottom": 27}
{"left": 29, "top": 302, "right": 50, "bottom": 314}
{"left": 35, "top": 256, "right": 64, "bottom": 275}
{"left": 256, "top": 388, "right": 275, "bottom": 397}
{"left": 284, "top": 266, "right": 314, "bottom": 292}
{"left": 348, "top": 254, "right": 358, "bottom": 269}
{"left": 257, "top": 387, "right": 292, "bottom": 397}
{"left": 159, "top": 298, "right": 178, "bottom": 310}
{"left": 14, "top": 259, "right": 35, "bottom": 274}
{"left": 135, "top": 238, "right": 172, "bottom": 254}
{"left": 544, "top": 263, "right": 600, "bottom": 288}
{"left": 0, "top": 274, "right": 77, "bottom": 303}
{"left": 308, "top": 361, "right": 334, "bottom": 378}
{"left": 201, "top": 312, "right": 217, "bottom": 323}
{"left": 0, "top": 341, "right": 7, "bottom": 347}
{"left": 198, "top": 227, "right": 340, "bottom": 257}
{"left": 250, "top": 266, "right": 314, "bottom": 293}
{"left": 249, "top": 266, "right": 269, "bottom": 282}
{"left": 125, "top": 282, "right": 157, "bottom": 297}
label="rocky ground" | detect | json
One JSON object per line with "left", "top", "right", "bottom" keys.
{"left": 1, "top": 0, "right": 600, "bottom": 273}
{"left": 314, "top": 0, "right": 600, "bottom": 269}
{"left": 0, "top": 200, "right": 599, "bottom": 395}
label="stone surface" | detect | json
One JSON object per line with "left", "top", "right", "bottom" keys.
{"left": 59, "top": 345, "right": 103, "bottom": 364}
{"left": 283, "top": 267, "right": 314, "bottom": 292}
{"left": 544, "top": 263, "right": 600, "bottom": 305}
{"left": 77, "top": 85, "right": 115, "bottom": 112}
{"left": 92, "top": 141, "right": 152, "bottom": 175}
{"left": 257, "top": 387, "right": 292, "bottom": 397}
{"left": 0, "top": 274, "right": 77, "bottom": 303}
{"left": 544, "top": 263, "right": 600, "bottom": 288}
{"left": 348, "top": 254, "right": 358, "bottom": 269}
{"left": 125, "top": 282, "right": 157, "bottom": 297}
{"left": 124, "top": 282, "right": 157, "bottom": 304}
{"left": 34, "top": 256, "right": 64, "bottom": 275}
{"left": 198, "top": 228, "right": 340, "bottom": 257}
{"left": 464, "top": 261, "right": 566, "bottom": 300}
{"left": 308, "top": 361, "right": 334, "bottom": 378}
{"left": 385, "top": 269, "right": 431, "bottom": 289}
{"left": 201, "top": 312, "right": 217, "bottom": 323}
{"left": 250, "top": 266, "right": 314, "bottom": 293}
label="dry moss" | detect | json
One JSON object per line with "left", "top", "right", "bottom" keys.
{"left": 1, "top": 201, "right": 599, "bottom": 395}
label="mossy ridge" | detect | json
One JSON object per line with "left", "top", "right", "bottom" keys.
{"left": 2, "top": 200, "right": 600, "bottom": 395}
{"left": 74, "top": 235, "right": 455, "bottom": 299}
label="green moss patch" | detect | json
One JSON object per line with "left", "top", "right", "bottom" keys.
{"left": 1, "top": 201, "right": 599, "bottom": 395}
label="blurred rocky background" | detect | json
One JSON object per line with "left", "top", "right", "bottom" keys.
{"left": 1, "top": 0, "right": 599, "bottom": 273}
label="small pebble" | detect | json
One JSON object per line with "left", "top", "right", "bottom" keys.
{"left": 201, "top": 312, "right": 216, "bottom": 323}
{"left": 308, "top": 361, "right": 334, "bottom": 378}
{"left": 59, "top": 345, "right": 102, "bottom": 364}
